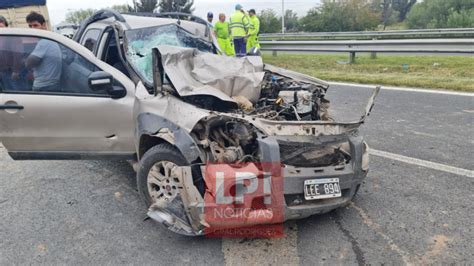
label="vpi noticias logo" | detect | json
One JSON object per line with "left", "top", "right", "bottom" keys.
{"left": 203, "top": 162, "right": 285, "bottom": 238}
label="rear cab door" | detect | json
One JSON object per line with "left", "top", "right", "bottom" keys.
{"left": 0, "top": 28, "right": 136, "bottom": 160}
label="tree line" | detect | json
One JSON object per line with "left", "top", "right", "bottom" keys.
{"left": 65, "top": 0, "right": 193, "bottom": 24}
{"left": 65, "top": 0, "right": 473, "bottom": 32}
{"left": 261, "top": 0, "right": 474, "bottom": 33}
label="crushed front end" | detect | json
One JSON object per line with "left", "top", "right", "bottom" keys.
{"left": 140, "top": 46, "right": 379, "bottom": 236}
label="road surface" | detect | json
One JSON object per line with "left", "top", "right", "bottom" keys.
{"left": 1, "top": 84, "right": 472, "bottom": 264}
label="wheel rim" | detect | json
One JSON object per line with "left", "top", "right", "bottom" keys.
{"left": 147, "top": 161, "right": 181, "bottom": 202}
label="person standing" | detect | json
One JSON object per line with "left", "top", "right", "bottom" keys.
{"left": 214, "top": 13, "right": 235, "bottom": 56}
{"left": 0, "top": 16, "right": 28, "bottom": 91}
{"left": 207, "top": 12, "right": 214, "bottom": 27}
{"left": 246, "top": 9, "right": 261, "bottom": 53}
{"left": 25, "top": 12, "right": 62, "bottom": 92}
{"left": 230, "top": 4, "right": 249, "bottom": 57}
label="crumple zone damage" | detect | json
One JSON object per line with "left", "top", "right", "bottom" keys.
{"left": 157, "top": 45, "right": 265, "bottom": 104}
{"left": 139, "top": 46, "right": 380, "bottom": 235}
{"left": 276, "top": 135, "right": 351, "bottom": 168}
{"left": 147, "top": 165, "right": 205, "bottom": 236}
{"left": 156, "top": 45, "right": 332, "bottom": 121}
{"left": 191, "top": 116, "right": 260, "bottom": 164}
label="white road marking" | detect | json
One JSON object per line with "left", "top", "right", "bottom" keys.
{"left": 370, "top": 149, "right": 474, "bottom": 178}
{"left": 329, "top": 81, "right": 474, "bottom": 97}
{"left": 350, "top": 203, "right": 412, "bottom": 265}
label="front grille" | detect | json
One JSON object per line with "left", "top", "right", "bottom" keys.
{"left": 278, "top": 140, "right": 350, "bottom": 168}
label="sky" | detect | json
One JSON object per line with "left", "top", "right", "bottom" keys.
{"left": 46, "top": 0, "right": 321, "bottom": 25}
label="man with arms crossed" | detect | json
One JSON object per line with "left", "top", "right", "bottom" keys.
{"left": 25, "top": 12, "right": 62, "bottom": 92}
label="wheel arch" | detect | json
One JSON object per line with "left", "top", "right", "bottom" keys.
{"left": 136, "top": 113, "right": 202, "bottom": 163}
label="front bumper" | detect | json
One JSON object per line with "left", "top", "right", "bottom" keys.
{"left": 265, "top": 134, "right": 368, "bottom": 220}
{"left": 147, "top": 135, "right": 368, "bottom": 236}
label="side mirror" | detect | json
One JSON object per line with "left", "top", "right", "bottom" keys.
{"left": 88, "top": 71, "right": 126, "bottom": 99}
{"left": 88, "top": 71, "right": 113, "bottom": 91}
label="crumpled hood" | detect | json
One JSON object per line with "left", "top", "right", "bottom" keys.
{"left": 157, "top": 45, "right": 265, "bottom": 104}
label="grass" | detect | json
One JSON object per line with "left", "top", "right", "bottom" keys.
{"left": 262, "top": 53, "right": 474, "bottom": 92}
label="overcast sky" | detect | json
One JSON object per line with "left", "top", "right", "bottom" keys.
{"left": 47, "top": 0, "right": 321, "bottom": 25}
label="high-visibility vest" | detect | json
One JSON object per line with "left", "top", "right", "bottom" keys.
{"left": 248, "top": 16, "right": 260, "bottom": 36}
{"left": 215, "top": 21, "right": 230, "bottom": 39}
{"left": 229, "top": 11, "right": 249, "bottom": 38}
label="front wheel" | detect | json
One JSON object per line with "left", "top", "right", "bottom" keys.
{"left": 137, "top": 143, "right": 188, "bottom": 207}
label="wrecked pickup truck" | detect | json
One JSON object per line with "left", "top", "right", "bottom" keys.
{"left": 0, "top": 11, "right": 379, "bottom": 236}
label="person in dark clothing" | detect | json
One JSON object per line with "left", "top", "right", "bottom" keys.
{"left": 0, "top": 15, "right": 29, "bottom": 91}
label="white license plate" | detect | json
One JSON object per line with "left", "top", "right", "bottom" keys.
{"left": 304, "top": 178, "right": 342, "bottom": 200}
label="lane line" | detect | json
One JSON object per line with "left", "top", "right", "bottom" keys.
{"left": 370, "top": 149, "right": 474, "bottom": 178}
{"left": 329, "top": 81, "right": 474, "bottom": 97}
{"left": 349, "top": 203, "right": 412, "bottom": 265}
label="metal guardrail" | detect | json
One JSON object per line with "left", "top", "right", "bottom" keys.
{"left": 260, "top": 38, "right": 474, "bottom": 63}
{"left": 260, "top": 28, "right": 474, "bottom": 40}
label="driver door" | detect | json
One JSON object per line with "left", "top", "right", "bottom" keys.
{"left": 0, "top": 30, "right": 136, "bottom": 160}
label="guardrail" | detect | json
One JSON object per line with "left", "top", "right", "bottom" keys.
{"left": 260, "top": 28, "right": 474, "bottom": 40}
{"left": 260, "top": 39, "right": 474, "bottom": 63}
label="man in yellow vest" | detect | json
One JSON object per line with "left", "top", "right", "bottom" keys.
{"left": 246, "top": 9, "right": 261, "bottom": 53}
{"left": 214, "top": 13, "right": 235, "bottom": 56}
{"left": 230, "top": 4, "right": 250, "bottom": 57}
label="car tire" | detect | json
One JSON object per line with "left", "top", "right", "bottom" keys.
{"left": 137, "top": 143, "right": 188, "bottom": 207}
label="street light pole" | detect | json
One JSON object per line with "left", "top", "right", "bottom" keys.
{"left": 281, "top": 0, "right": 285, "bottom": 34}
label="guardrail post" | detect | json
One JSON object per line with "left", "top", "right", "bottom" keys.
{"left": 349, "top": 52, "right": 356, "bottom": 64}
{"left": 272, "top": 50, "right": 278, "bottom": 57}
{"left": 371, "top": 38, "right": 377, "bottom": 59}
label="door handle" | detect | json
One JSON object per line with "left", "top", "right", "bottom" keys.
{"left": 0, "top": 104, "right": 24, "bottom": 110}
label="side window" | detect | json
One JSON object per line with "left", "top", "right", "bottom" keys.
{"left": 81, "top": 29, "right": 101, "bottom": 53}
{"left": 0, "top": 35, "right": 109, "bottom": 96}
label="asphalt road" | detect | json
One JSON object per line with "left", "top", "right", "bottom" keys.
{"left": 1, "top": 84, "right": 473, "bottom": 265}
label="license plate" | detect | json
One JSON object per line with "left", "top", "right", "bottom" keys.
{"left": 304, "top": 178, "right": 342, "bottom": 200}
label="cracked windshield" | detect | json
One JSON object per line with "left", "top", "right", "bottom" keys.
{"left": 125, "top": 24, "right": 213, "bottom": 83}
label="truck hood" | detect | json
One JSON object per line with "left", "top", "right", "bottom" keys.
{"left": 154, "top": 45, "right": 380, "bottom": 129}
{"left": 156, "top": 45, "right": 330, "bottom": 104}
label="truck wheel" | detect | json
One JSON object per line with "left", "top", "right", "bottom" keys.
{"left": 137, "top": 143, "right": 188, "bottom": 207}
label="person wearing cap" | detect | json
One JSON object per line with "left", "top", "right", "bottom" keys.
{"left": 0, "top": 16, "right": 28, "bottom": 91}
{"left": 207, "top": 12, "right": 214, "bottom": 26}
{"left": 246, "top": 9, "right": 261, "bottom": 53}
{"left": 214, "top": 13, "right": 235, "bottom": 56}
{"left": 230, "top": 4, "right": 250, "bottom": 57}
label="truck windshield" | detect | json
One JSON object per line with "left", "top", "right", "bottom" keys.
{"left": 125, "top": 24, "right": 213, "bottom": 84}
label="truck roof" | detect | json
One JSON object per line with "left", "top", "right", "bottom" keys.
{"left": 0, "top": 0, "right": 46, "bottom": 9}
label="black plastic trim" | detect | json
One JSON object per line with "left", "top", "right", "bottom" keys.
{"left": 9, "top": 151, "right": 135, "bottom": 160}
{"left": 0, "top": 105, "right": 24, "bottom": 110}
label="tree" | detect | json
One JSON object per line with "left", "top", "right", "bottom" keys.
{"left": 299, "top": 0, "right": 380, "bottom": 32}
{"left": 446, "top": 9, "right": 474, "bottom": 28}
{"left": 259, "top": 9, "right": 281, "bottom": 33}
{"left": 392, "top": 0, "right": 417, "bottom": 22}
{"left": 374, "top": 0, "right": 394, "bottom": 28}
{"left": 109, "top": 4, "right": 132, "bottom": 13}
{"left": 133, "top": 0, "right": 158, "bottom": 12}
{"left": 158, "top": 0, "right": 194, "bottom": 14}
{"left": 283, "top": 10, "right": 300, "bottom": 32}
{"left": 406, "top": 0, "right": 474, "bottom": 28}
{"left": 64, "top": 4, "right": 133, "bottom": 25}
{"left": 65, "top": 9, "right": 95, "bottom": 24}
{"left": 299, "top": 7, "right": 321, "bottom": 32}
